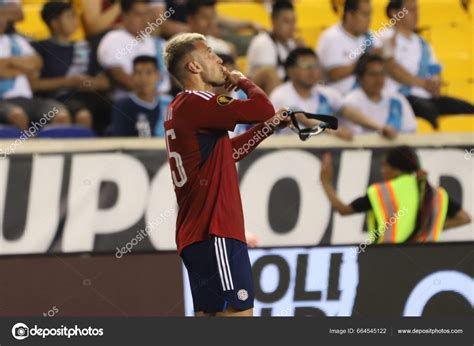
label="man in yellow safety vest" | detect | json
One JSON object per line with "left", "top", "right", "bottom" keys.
{"left": 320, "top": 146, "right": 471, "bottom": 243}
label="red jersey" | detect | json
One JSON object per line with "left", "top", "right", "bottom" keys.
{"left": 164, "top": 78, "right": 275, "bottom": 254}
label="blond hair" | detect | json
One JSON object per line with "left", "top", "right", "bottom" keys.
{"left": 164, "top": 33, "right": 206, "bottom": 83}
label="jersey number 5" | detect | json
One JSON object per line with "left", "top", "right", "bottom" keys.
{"left": 165, "top": 129, "right": 188, "bottom": 188}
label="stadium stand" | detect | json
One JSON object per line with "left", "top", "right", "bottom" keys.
{"left": 0, "top": 125, "right": 23, "bottom": 139}
{"left": 416, "top": 117, "right": 435, "bottom": 133}
{"left": 9, "top": 0, "right": 474, "bottom": 133}
{"left": 36, "top": 124, "right": 96, "bottom": 138}
{"left": 15, "top": 0, "right": 85, "bottom": 40}
{"left": 439, "top": 115, "right": 474, "bottom": 132}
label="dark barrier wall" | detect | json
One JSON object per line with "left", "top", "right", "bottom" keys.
{"left": 0, "top": 253, "right": 184, "bottom": 317}
{"left": 184, "top": 243, "right": 474, "bottom": 317}
{"left": 353, "top": 243, "right": 473, "bottom": 317}
{"left": 2, "top": 243, "right": 469, "bottom": 317}
{"left": 1, "top": 145, "right": 472, "bottom": 255}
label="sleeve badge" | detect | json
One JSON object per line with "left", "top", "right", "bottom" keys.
{"left": 216, "top": 95, "right": 234, "bottom": 106}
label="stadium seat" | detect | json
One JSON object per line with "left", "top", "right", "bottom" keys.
{"left": 438, "top": 115, "right": 474, "bottom": 132}
{"left": 418, "top": 0, "right": 470, "bottom": 27}
{"left": 216, "top": 3, "right": 271, "bottom": 29}
{"left": 295, "top": 1, "right": 339, "bottom": 46}
{"left": 0, "top": 125, "right": 23, "bottom": 139}
{"left": 236, "top": 56, "right": 248, "bottom": 74}
{"left": 441, "top": 58, "right": 472, "bottom": 83}
{"left": 37, "top": 125, "right": 96, "bottom": 138}
{"left": 429, "top": 24, "right": 472, "bottom": 61}
{"left": 15, "top": 2, "right": 85, "bottom": 40}
{"left": 298, "top": 26, "right": 326, "bottom": 48}
{"left": 370, "top": 0, "right": 390, "bottom": 32}
{"left": 446, "top": 81, "right": 474, "bottom": 104}
{"left": 416, "top": 118, "right": 435, "bottom": 133}
{"left": 296, "top": 2, "right": 339, "bottom": 28}
{"left": 15, "top": 4, "right": 49, "bottom": 40}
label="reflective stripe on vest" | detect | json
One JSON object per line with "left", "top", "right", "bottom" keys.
{"left": 415, "top": 187, "right": 449, "bottom": 242}
{"left": 367, "top": 174, "right": 419, "bottom": 243}
{"left": 373, "top": 181, "right": 399, "bottom": 242}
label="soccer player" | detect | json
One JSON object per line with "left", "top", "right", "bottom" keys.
{"left": 163, "top": 33, "right": 290, "bottom": 317}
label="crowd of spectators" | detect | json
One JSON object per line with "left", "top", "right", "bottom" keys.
{"left": 0, "top": 0, "right": 472, "bottom": 139}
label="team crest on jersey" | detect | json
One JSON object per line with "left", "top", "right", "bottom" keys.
{"left": 217, "top": 95, "right": 234, "bottom": 106}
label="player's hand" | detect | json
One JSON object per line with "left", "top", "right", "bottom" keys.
{"left": 380, "top": 125, "right": 397, "bottom": 139}
{"left": 320, "top": 152, "right": 334, "bottom": 184}
{"left": 265, "top": 108, "right": 292, "bottom": 131}
{"left": 223, "top": 68, "right": 245, "bottom": 92}
{"left": 245, "top": 232, "right": 259, "bottom": 248}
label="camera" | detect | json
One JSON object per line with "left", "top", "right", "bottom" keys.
{"left": 14, "top": 326, "right": 29, "bottom": 338}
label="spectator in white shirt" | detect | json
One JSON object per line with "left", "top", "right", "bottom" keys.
{"left": 247, "top": 1, "right": 300, "bottom": 94}
{"left": 343, "top": 53, "right": 417, "bottom": 135}
{"left": 316, "top": 0, "right": 424, "bottom": 98}
{"left": 317, "top": 0, "right": 382, "bottom": 95}
{"left": 270, "top": 48, "right": 397, "bottom": 140}
{"left": 98, "top": 0, "right": 161, "bottom": 100}
{"left": 383, "top": 0, "right": 474, "bottom": 128}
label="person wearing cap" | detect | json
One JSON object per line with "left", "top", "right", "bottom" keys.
{"left": 319, "top": 146, "right": 471, "bottom": 243}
